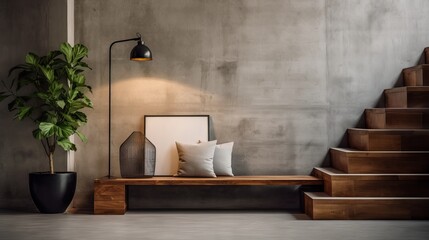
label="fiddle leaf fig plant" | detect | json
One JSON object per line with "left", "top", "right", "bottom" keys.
{"left": 0, "top": 43, "right": 92, "bottom": 174}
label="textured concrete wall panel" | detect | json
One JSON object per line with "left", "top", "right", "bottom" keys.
{"left": 3, "top": 0, "right": 429, "bottom": 210}
{"left": 0, "top": 0, "right": 67, "bottom": 210}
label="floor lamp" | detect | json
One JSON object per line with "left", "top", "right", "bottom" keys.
{"left": 108, "top": 33, "right": 152, "bottom": 178}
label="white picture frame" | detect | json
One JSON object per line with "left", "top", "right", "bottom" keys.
{"left": 144, "top": 115, "right": 210, "bottom": 176}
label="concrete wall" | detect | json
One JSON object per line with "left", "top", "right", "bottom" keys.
{"left": 2, "top": 0, "right": 429, "bottom": 210}
{"left": 0, "top": 0, "right": 67, "bottom": 210}
{"left": 72, "top": 0, "right": 429, "bottom": 209}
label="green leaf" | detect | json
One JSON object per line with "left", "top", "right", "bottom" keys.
{"left": 65, "top": 67, "right": 75, "bottom": 78}
{"left": 40, "top": 66, "right": 54, "bottom": 82}
{"left": 56, "top": 124, "right": 75, "bottom": 138}
{"left": 60, "top": 42, "right": 73, "bottom": 63}
{"left": 51, "top": 58, "right": 67, "bottom": 70}
{"left": 68, "top": 98, "right": 92, "bottom": 113}
{"left": 39, "top": 122, "right": 56, "bottom": 137}
{"left": 48, "top": 81, "right": 64, "bottom": 99}
{"left": 15, "top": 106, "right": 32, "bottom": 120}
{"left": 60, "top": 113, "right": 78, "bottom": 128}
{"left": 82, "top": 96, "right": 93, "bottom": 108}
{"left": 72, "top": 74, "right": 85, "bottom": 85}
{"left": 74, "top": 111, "right": 87, "bottom": 123}
{"left": 77, "top": 61, "right": 91, "bottom": 70}
{"left": 57, "top": 138, "right": 76, "bottom": 151}
{"left": 36, "top": 92, "right": 50, "bottom": 101}
{"left": 72, "top": 44, "right": 88, "bottom": 62}
{"left": 32, "top": 129, "right": 43, "bottom": 140}
{"left": 77, "top": 85, "right": 92, "bottom": 93}
{"left": 8, "top": 64, "right": 30, "bottom": 77}
{"left": 68, "top": 89, "right": 79, "bottom": 101}
{"left": 46, "top": 50, "right": 62, "bottom": 62}
{"left": 75, "top": 130, "right": 88, "bottom": 143}
{"left": 56, "top": 100, "right": 65, "bottom": 109}
{"left": 25, "top": 53, "right": 39, "bottom": 66}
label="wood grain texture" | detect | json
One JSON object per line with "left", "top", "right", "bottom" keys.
{"left": 402, "top": 64, "right": 429, "bottom": 87}
{"left": 314, "top": 167, "right": 429, "bottom": 197}
{"left": 348, "top": 128, "right": 429, "bottom": 151}
{"left": 94, "top": 176, "right": 323, "bottom": 186}
{"left": 305, "top": 192, "right": 429, "bottom": 220}
{"left": 330, "top": 148, "right": 429, "bottom": 173}
{"left": 94, "top": 183, "right": 126, "bottom": 215}
{"left": 384, "top": 86, "right": 429, "bottom": 108}
{"left": 93, "top": 176, "right": 323, "bottom": 214}
{"left": 365, "top": 108, "right": 429, "bottom": 129}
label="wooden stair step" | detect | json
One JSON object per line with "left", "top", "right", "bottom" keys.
{"left": 348, "top": 128, "right": 429, "bottom": 151}
{"left": 312, "top": 167, "right": 429, "bottom": 197}
{"left": 304, "top": 192, "right": 429, "bottom": 220}
{"left": 365, "top": 108, "right": 429, "bottom": 129}
{"left": 384, "top": 86, "right": 429, "bottom": 108}
{"left": 330, "top": 148, "right": 429, "bottom": 173}
{"left": 402, "top": 64, "right": 429, "bottom": 86}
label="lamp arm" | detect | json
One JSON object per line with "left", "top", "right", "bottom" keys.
{"left": 108, "top": 37, "right": 140, "bottom": 178}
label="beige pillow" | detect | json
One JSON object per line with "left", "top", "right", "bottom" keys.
{"left": 175, "top": 140, "right": 217, "bottom": 177}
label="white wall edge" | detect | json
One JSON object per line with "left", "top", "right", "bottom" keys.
{"left": 67, "top": 0, "right": 75, "bottom": 172}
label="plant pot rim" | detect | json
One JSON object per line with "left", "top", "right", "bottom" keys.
{"left": 29, "top": 172, "right": 76, "bottom": 175}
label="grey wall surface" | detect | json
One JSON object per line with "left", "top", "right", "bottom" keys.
{"left": 0, "top": 0, "right": 67, "bottom": 210}
{"left": 72, "top": 0, "right": 429, "bottom": 210}
{"left": 2, "top": 0, "right": 428, "bottom": 210}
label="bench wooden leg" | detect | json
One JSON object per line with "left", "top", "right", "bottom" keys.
{"left": 94, "top": 182, "right": 126, "bottom": 215}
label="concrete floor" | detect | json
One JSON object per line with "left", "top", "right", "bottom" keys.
{"left": 0, "top": 210, "right": 428, "bottom": 240}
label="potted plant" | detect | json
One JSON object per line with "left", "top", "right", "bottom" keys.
{"left": 0, "top": 43, "right": 92, "bottom": 213}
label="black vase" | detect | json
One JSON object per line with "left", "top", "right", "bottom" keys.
{"left": 29, "top": 172, "right": 77, "bottom": 213}
{"left": 120, "top": 131, "right": 156, "bottom": 178}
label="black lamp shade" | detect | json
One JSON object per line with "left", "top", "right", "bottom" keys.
{"left": 130, "top": 41, "right": 152, "bottom": 61}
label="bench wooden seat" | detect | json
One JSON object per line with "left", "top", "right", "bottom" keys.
{"left": 94, "top": 176, "right": 323, "bottom": 214}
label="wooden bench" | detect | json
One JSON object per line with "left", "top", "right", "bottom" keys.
{"left": 94, "top": 176, "right": 323, "bottom": 214}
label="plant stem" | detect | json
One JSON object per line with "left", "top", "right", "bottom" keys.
{"left": 49, "top": 152, "right": 54, "bottom": 174}
{"left": 41, "top": 140, "right": 49, "bottom": 157}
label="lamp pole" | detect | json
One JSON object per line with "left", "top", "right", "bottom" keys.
{"left": 108, "top": 33, "right": 152, "bottom": 178}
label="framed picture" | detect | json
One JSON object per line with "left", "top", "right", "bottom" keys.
{"left": 144, "top": 115, "right": 210, "bottom": 176}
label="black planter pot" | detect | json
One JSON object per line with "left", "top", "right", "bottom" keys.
{"left": 29, "top": 172, "right": 77, "bottom": 214}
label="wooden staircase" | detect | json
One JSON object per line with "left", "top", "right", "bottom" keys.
{"left": 304, "top": 48, "right": 429, "bottom": 220}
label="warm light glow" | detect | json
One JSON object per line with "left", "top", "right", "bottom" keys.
{"left": 130, "top": 57, "right": 152, "bottom": 61}
{"left": 94, "top": 77, "right": 207, "bottom": 108}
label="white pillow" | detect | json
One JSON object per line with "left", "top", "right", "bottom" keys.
{"left": 198, "top": 141, "right": 234, "bottom": 176}
{"left": 175, "top": 140, "right": 217, "bottom": 177}
{"left": 213, "top": 142, "right": 234, "bottom": 176}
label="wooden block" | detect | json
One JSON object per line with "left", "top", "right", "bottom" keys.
{"left": 94, "top": 182, "right": 126, "bottom": 215}
{"left": 94, "top": 183, "right": 125, "bottom": 201}
{"left": 305, "top": 192, "right": 429, "bottom": 220}
{"left": 402, "top": 64, "right": 429, "bottom": 86}
{"left": 385, "top": 87, "right": 429, "bottom": 108}
{"left": 348, "top": 128, "right": 429, "bottom": 151}
{"left": 365, "top": 108, "right": 429, "bottom": 129}
{"left": 94, "top": 207, "right": 126, "bottom": 215}
{"left": 330, "top": 148, "right": 429, "bottom": 173}
{"left": 385, "top": 87, "right": 407, "bottom": 108}
{"left": 314, "top": 167, "right": 429, "bottom": 197}
{"left": 94, "top": 201, "right": 126, "bottom": 215}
